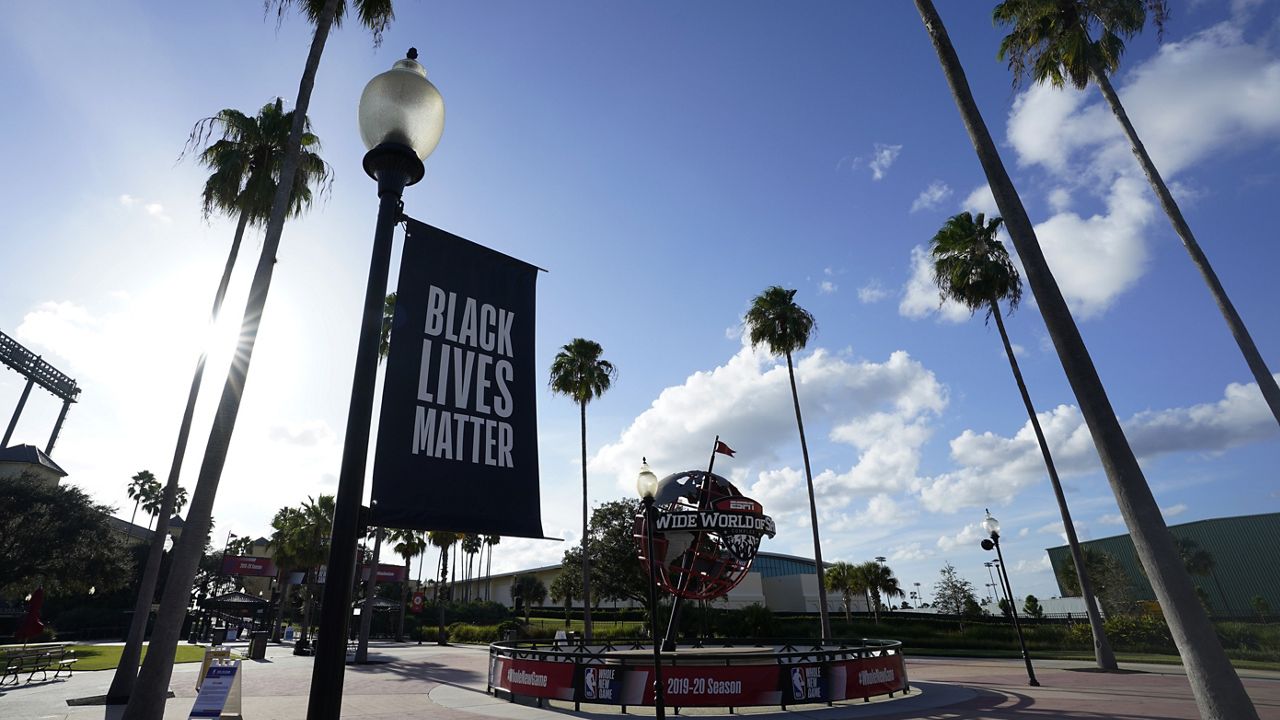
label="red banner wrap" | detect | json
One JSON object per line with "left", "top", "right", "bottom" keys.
{"left": 828, "top": 654, "right": 907, "bottom": 700}
{"left": 492, "top": 658, "right": 575, "bottom": 700}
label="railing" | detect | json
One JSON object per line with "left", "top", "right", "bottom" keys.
{"left": 488, "top": 638, "right": 909, "bottom": 710}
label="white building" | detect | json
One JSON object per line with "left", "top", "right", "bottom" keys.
{"left": 458, "top": 551, "right": 860, "bottom": 614}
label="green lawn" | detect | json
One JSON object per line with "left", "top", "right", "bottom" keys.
{"left": 68, "top": 644, "right": 215, "bottom": 671}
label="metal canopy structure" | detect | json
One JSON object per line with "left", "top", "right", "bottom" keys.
{"left": 0, "top": 329, "right": 80, "bottom": 453}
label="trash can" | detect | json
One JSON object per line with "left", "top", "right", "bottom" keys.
{"left": 248, "top": 631, "right": 269, "bottom": 660}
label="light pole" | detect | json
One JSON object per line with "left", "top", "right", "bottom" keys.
{"left": 874, "top": 556, "right": 886, "bottom": 613}
{"left": 306, "top": 48, "right": 445, "bottom": 720}
{"left": 636, "top": 459, "right": 666, "bottom": 720}
{"left": 980, "top": 510, "right": 1038, "bottom": 686}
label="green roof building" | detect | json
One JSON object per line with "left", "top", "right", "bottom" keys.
{"left": 1046, "top": 512, "right": 1280, "bottom": 618}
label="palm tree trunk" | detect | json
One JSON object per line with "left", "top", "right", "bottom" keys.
{"left": 991, "top": 303, "right": 1117, "bottom": 670}
{"left": 1088, "top": 60, "right": 1280, "bottom": 428}
{"left": 486, "top": 543, "right": 493, "bottom": 601}
{"left": 579, "top": 400, "right": 594, "bottom": 640}
{"left": 356, "top": 527, "right": 383, "bottom": 663}
{"left": 269, "top": 571, "right": 291, "bottom": 642}
{"left": 914, "top": 3, "right": 1258, "bottom": 717}
{"left": 108, "top": 208, "right": 251, "bottom": 703}
{"left": 123, "top": 3, "right": 339, "bottom": 716}
{"left": 785, "top": 352, "right": 831, "bottom": 642}
{"left": 128, "top": 500, "right": 140, "bottom": 536}
{"left": 396, "top": 556, "right": 409, "bottom": 642}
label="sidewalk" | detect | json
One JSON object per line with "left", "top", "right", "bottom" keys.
{"left": 1, "top": 641, "right": 1276, "bottom": 719}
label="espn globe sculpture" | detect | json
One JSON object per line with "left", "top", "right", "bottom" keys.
{"left": 632, "top": 470, "right": 776, "bottom": 600}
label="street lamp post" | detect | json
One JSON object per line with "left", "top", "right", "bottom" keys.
{"left": 980, "top": 510, "right": 1038, "bottom": 687}
{"left": 636, "top": 459, "right": 666, "bottom": 720}
{"left": 305, "top": 48, "right": 445, "bottom": 720}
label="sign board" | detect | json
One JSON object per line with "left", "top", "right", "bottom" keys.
{"left": 190, "top": 659, "right": 241, "bottom": 718}
{"left": 196, "top": 648, "right": 231, "bottom": 691}
{"left": 409, "top": 591, "right": 426, "bottom": 614}
{"left": 220, "top": 555, "right": 277, "bottom": 578}
{"left": 371, "top": 219, "right": 544, "bottom": 538}
{"left": 359, "top": 563, "right": 408, "bottom": 582}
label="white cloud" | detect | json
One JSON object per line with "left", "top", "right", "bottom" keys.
{"left": 869, "top": 143, "right": 902, "bottom": 181}
{"left": 937, "top": 523, "right": 985, "bottom": 551}
{"left": 589, "top": 340, "right": 947, "bottom": 552}
{"left": 961, "top": 185, "right": 998, "bottom": 218}
{"left": 1097, "top": 513, "right": 1125, "bottom": 526}
{"left": 888, "top": 542, "right": 930, "bottom": 563}
{"left": 1047, "top": 187, "right": 1072, "bottom": 213}
{"left": 1162, "top": 503, "right": 1189, "bottom": 518}
{"left": 819, "top": 280, "right": 837, "bottom": 295}
{"left": 1003, "top": 23, "right": 1280, "bottom": 316}
{"left": 858, "top": 281, "right": 888, "bottom": 304}
{"left": 918, "top": 375, "right": 1280, "bottom": 512}
{"left": 910, "top": 180, "right": 953, "bottom": 213}
{"left": 118, "top": 193, "right": 171, "bottom": 223}
{"left": 1031, "top": 176, "right": 1153, "bottom": 317}
{"left": 899, "top": 245, "right": 973, "bottom": 323}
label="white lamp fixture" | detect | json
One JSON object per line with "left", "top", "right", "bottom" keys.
{"left": 636, "top": 458, "right": 659, "bottom": 500}
{"left": 358, "top": 48, "right": 446, "bottom": 163}
{"left": 982, "top": 509, "right": 1000, "bottom": 537}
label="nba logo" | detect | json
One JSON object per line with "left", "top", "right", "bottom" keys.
{"left": 584, "top": 667, "right": 597, "bottom": 699}
{"left": 790, "top": 667, "right": 805, "bottom": 700}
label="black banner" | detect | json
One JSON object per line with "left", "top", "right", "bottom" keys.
{"left": 371, "top": 219, "right": 544, "bottom": 538}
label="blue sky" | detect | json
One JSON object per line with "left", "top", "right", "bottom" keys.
{"left": 1, "top": 1, "right": 1278, "bottom": 601}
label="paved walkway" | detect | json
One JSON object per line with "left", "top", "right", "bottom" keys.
{"left": 1, "top": 641, "right": 1277, "bottom": 719}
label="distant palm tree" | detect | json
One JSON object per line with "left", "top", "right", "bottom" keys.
{"left": 744, "top": 286, "right": 831, "bottom": 641}
{"left": 379, "top": 292, "right": 397, "bottom": 362}
{"left": 125, "top": 471, "right": 157, "bottom": 535}
{"left": 110, "top": 101, "right": 330, "bottom": 707}
{"left": 824, "top": 562, "right": 864, "bottom": 623}
{"left": 126, "top": 2, "right": 392, "bottom": 713}
{"left": 549, "top": 338, "right": 616, "bottom": 641}
{"left": 863, "top": 561, "right": 903, "bottom": 623}
{"left": 914, "top": 2, "right": 1257, "bottom": 714}
{"left": 993, "top": 0, "right": 1279, "bottom": 427}
{"left": 296, "top": 495, "right": 335, "bottom": 647}
{"left": 387, "top": 528, "right": 425, "bottom": 641}
{"left": 461, "top": 533, "right": 483, "bottom": 601}
{"left": 929, "top": 210, "right": 1116, "bottom": 670}
{"left": 484, "top": 535, "right": 501, "bottom": 601}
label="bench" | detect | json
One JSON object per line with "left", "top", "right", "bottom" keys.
{"left": 1, "top": 647, "right": 77, "bottom": 685}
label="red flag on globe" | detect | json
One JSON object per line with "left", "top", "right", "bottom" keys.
{"left": 714, "top": 440, "right": 735, "bottom": 457}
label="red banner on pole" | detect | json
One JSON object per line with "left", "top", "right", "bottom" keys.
{"left": 220, "top": 556, "right": 277, "bottom": 577}
{"left": 409, "top": 592, "right": 426, "bottom": 614}
{"left": 359, "top": 564, "right": 408, "bottom": 582}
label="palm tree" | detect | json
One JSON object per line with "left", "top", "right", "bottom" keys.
{"left": 993, "top": 0, "right": 1279, "bottom": 428}
{"left": 549, "top": 338, "right": 616, "bottom": 641}
{"left": 112, "top": 99, "right": 331, "bottom": 706}
{"left": 824, "top": 561, "right": 863, "bottom": 623}
{"left": 124, "top": 3, "right": 392, "bottom": 715}
{"left": 461, "top": 533, "right": 482, "bottom": 601}
{"left": 484, "top": 535, "right": 500, "bottom": 601}
{"left": 355, "top": 526, "right": 384, "bottom": 663}
{"left": 913, "top": 2, "right": 1258, "bottom": 716}
{"left": 387, "top": 529, "right": 425, "bottom": 641}
{"left": 296, "top": 495, "right": 335, "bottom": 648}
{"left": 744, "top": 287, "right": 831, "bottom": 641}
{"left": 929, "top": 210, "right": 1117, "bottom": 670}
{"left": 863, "top": 561, "right": 903, "bottom": 623}
{"left": 266, "top": 505, "right": 309, "bottom": 642}
{"left": 125, "top": 471, "right": 157, "bottom": 535}
{"left": 379, "top": 292, "right": 397, "bottom": 362}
